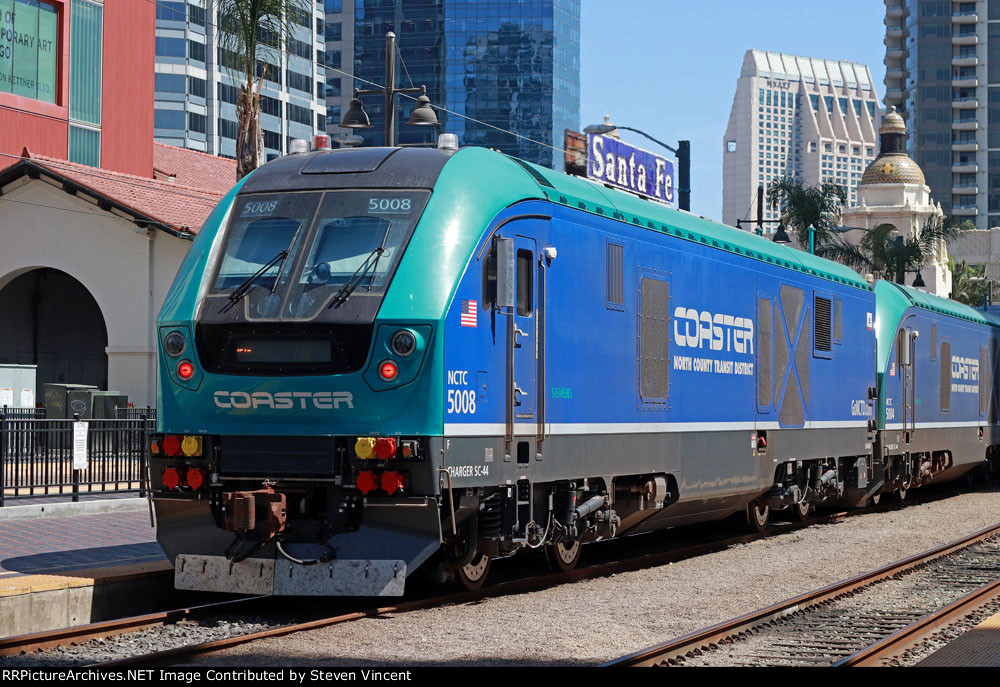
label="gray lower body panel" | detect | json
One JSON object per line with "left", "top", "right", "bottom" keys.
{"left": 156, "top": 496, "right": 441, "bottom": 596}
{"left": 175, "top": 555, "right": 407, "bottom": 596}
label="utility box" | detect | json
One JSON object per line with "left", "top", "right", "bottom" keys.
{"left": 44, "top": 383, "right": 98, "bottom": 419}
{"left": 0, "top": 364, "right": 38, "bottom": 408}
{"left": 63, "top": 390, "right": 128, "bottom": 419}
{"left": 92, "top": 392, "right": 129, "bottom": 419}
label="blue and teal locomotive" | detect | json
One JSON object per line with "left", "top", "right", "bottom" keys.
{"left": 149, "top": 144, "right": 999, "bottom": 595}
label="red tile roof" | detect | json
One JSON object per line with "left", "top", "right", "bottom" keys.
{"left": 153, "top": 143, "right": 238, "bottom": 195}
{"left": 13, "top": 148, "right": 227, "bottom": 235}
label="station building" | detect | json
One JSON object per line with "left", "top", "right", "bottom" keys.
{"left": 0, "top": 0, "right": 234, "bottom": 407}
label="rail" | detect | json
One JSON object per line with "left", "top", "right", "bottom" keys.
{"left": 603, "top": 523, "right": 1000, "bottom": 667}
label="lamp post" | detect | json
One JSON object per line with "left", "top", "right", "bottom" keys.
{"left": 582, "top": 123, "right": 690, "bottom": 212}
{"left": 736, "top": 184, "right": 791, "bottom": 241}
{"left": 340, "top": 32, "right": 439, "bottom": 147}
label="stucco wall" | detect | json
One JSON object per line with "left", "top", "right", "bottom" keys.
{"left": 0, "top": 177, "right": 193, "bottom": 406}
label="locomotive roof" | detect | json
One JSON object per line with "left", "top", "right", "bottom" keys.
{"left": 873, "top": 280, "right": 1000, "bottom": 373}
{"left": 497, "top": 155, "right": 874, "bottom": 292}
{"left": 215, "top": 146, "right": 874, "bottom": 324}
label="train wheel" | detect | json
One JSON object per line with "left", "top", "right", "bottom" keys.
{"left": 791, "top": 501, "right": 812, "bottom": 522}
{"left": 965, "top": 468, "right": 979, "bottom": 489}
{"left": 746, "top": 501, "right": 770, "bottom": 532}
{"left": 545, "top": 539, "right": 582, "bottom": 573}
{"left": 457, "top": 552, "right": 491, "bottom": 591}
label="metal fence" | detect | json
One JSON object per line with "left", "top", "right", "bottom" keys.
{"left": 0, "top": 410, "right": 155, "bottom": 506}
{"left": 0, "top": 405, "right": 46, "bottom": 420}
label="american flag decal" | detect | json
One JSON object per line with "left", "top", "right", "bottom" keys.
{"left": 460, "top": 300, "right": 477, "bottom": 327}
{"left": 890, "top": 362, "right": 896, "bottom": 377}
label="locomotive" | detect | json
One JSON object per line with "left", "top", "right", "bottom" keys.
{"left": 149, "top": 142, "right": 999, "bottom": 595}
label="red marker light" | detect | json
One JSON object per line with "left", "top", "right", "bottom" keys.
{"left": 177, "top": 360, "right": 195, "bottom": 380}
{"left": 375, "top": 437, "right": 397, "bottom": 460}
{"left": 186, "top": 467, "right": 206, "bottom": 491}
{"left": 162, "top": 435, "right": 182, "bottom": 457}
{"left": 162, "top": 467, "right": 182, "bottom": 490}
{"left": 379, "top": 360, "right": 398, "bottom": 381}
{"left": 381, "top": 470, "right": 405, "bottom": 496}
{"left": 357, "top": 470, "right": 378, "bottom": 495}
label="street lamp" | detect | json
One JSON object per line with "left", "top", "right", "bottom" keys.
{"left": 582, "top": 122, "right": 690, "bottom": 212}
{"left": 769, "top": 223, "right": 813, "bottom": 253}
{"left": 340, "top": 32, "right": 439, "bottom": 147}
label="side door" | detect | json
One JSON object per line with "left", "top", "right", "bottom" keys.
{"left": 494, "top": 219, "right": 548, "bottom": 464}
{"left": 507, "top": 234, "right": 544, "bottom": 464}
{"left": 898, "top": 323, "right": 917, "bottom": 441}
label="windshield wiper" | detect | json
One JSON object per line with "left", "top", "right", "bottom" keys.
{"left": 329, "top": 247, "right": 386, "bottom": 308}
{"left": 226, "top": 249, "right": 289, "bottom": 306}
{"left": 329, "top": 221, "right": 393, "bottom": 308}
{"left": 224, "top": 223, "right": 303, "bottom": 309}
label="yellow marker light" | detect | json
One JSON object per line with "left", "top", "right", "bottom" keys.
{"left": 181, "top": 435, "right": 203, "bottom": 457}
{"left": 355, "top": 437, "right": 376, "bottom": 460}
{"left": 150, "top": 440, "right": 161, "bottom": 456}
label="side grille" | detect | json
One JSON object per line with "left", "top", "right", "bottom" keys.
{"left": 758, "top": 298, "right": 772, "bottom": 407}
{"left": 941, "top": 341, "right": 951, "bottom": 412}
{"left": 639, "top": 276, "right": 670, "bottom": 400}
{"left": 778, "top": 285, "right": 808, "bottom": 426}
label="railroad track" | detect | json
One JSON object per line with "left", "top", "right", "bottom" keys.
{"left": 1, "top": 485, "right": 988, "bottom": 666}
{"left": 604, "top": 523, "right": 1000, "bottom": 667}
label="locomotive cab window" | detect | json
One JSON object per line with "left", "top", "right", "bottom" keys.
{"left": 208, "top": 190, "right": 430, "bottom": 320}
{"left": 516, "top": 249, "right": 533, "bottom": 316}
{"left": 482, "top": 247, "right": 496, "bottom": 311}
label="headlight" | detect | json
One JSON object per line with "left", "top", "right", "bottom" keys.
{"left": 164, "top": 331, "right": 186, "bottom": 357}
{"left": 391, "top": 329, "right": 416, "bottom": 357}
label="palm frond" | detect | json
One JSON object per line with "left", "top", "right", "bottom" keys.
{"left": 207, "top": 0, "right": 311, "bottom": 179}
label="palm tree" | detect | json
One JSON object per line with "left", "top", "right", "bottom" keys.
{"left": 211, "top": 0, "right": 310, "bottom": 179}
{"left": 765, "top": 178, "right": 847, "bottom": 251}
{"left": 950, "top": 259, "right": 990, "bottom": 306}
{"left": 818, "top": 217, "right": 959, "bottom": 284}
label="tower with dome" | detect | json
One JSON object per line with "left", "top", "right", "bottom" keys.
{"left": 841, "top": 107, "right": 950, "bottom": 298}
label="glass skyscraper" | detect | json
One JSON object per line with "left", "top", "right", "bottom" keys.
{"left": 154, "top": 0, "right": 327, "bottom": 160}
{"left": 347, "top": 0, "right": 580, "bottom": 169}
{"left": 883, "top": 0, "right": 1000, "bottom": 228}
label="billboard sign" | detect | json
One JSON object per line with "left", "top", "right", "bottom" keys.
{"left": 0, "top": 0, "right": 59, "bottom": 104}
{"left": 587, "top": 133, "right": 676, "bottom": 208}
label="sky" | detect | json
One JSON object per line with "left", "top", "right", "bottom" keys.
{"left": 579, "top": 0, "right": 888, "bottom": 222}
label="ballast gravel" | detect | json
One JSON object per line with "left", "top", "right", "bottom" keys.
{"left": 190, "top": 487, "right": 1000, "bottom": 667}
{"left": 4, "top": 487, "right": 998, "bottom": 667}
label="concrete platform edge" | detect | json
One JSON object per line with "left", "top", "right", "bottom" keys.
{"left": 0, "top": 497, "right": 149, "bottom": 521}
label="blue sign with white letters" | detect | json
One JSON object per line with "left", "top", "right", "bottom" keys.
{"left": 587, "top": 134, "right": 677, "bottom": 208}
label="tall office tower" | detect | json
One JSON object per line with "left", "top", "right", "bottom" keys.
{"left": 322, "top": 0, "right": 354, "bottom": 142}
{"left": 154, "top": 1, "right": 327, "bottom": 159}
{"left": 348, "top": 0, "right": 580, "bottom": 168}
{"left": 883, "top": 0, "right": 998, "bottom": 228}
{"left": 723, "top": 50, "right": 881, "bottom": 231}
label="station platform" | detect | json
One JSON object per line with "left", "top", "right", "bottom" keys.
{"left": 917, "top": 610, "right": 1000, "bottom": 667}
{"left": 0, "top": 507, "right": 171, "bottom": 637}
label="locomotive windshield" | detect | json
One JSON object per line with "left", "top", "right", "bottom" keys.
{"left": 210, "top": 189, "right": 430, "bottom": 321}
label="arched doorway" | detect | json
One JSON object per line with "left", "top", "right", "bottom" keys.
{"left": 0, "top": 268, "right": 109, "bottom": 391}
